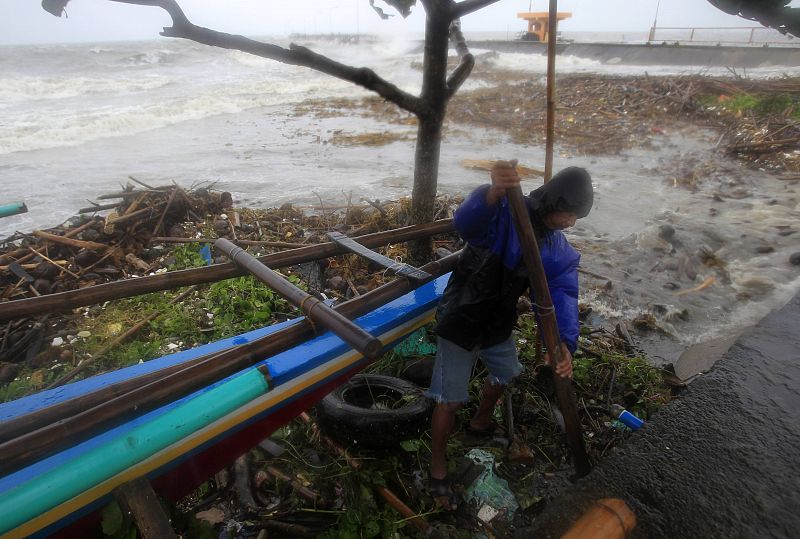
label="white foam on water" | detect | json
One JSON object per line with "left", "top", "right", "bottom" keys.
{"left": 0, "top": 75, "right": 172, "bottom": 101}
{"left": 0, "top": 76, "right": 354, "bottom": 155}
{"left": 479, "top": 50, "right": 800, "bottom": 78}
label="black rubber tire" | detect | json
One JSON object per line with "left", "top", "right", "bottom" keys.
{"left": 315, "top": 374, "right": 434, "bottom": 450}
{"left": 399, "top": 356, "right": 435, "bottom": 388}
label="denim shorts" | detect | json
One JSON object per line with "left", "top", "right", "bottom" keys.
{"left": 425, "top": 335, "right": 523, "bottom": 404}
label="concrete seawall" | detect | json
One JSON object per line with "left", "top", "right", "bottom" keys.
{"left": 467, "top": 41, "right": 800, "bottom": 68}
{"left": 517, "top": 291, "right": 800, "bottom": 538}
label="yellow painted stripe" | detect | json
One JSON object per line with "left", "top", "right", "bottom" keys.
{"left": 6, "top": 310, "right": 434, "bottom": 539}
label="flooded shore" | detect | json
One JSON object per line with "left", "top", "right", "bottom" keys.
{"left": 1, "top": 38, "right": 798, "bottom": 366}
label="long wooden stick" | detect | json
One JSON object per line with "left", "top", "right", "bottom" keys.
{"left": 0, "top": 219, "right": 454, "bottom": 322}
{"left": 31, "top": 230, "right": 107, "bottom": 251}
{"left": 506, "top": 187, "right": 591, "bottom": 477}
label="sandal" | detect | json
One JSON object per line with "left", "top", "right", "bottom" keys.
{"left": 465, "top": 419, "right": 507, "bottom": 438}
{"left": 429, "top": 476, "right": 458, "bottom": 511}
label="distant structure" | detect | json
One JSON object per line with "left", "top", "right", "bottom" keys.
{"left": 517, "top": 11, "right": 572, "bottom": 42}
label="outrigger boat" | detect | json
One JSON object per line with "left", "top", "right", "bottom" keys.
{"left": 0, "top": 220, "right": 457, "bottom": 538}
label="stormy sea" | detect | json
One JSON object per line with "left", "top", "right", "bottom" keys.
{"left": 1, "top": 33, "right": 798, "bottom": 366}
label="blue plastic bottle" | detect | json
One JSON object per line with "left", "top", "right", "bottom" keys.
{"left": 611, "top": 404, "right": 645, "bottom": 431}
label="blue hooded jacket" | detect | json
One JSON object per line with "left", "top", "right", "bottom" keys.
{"left": 436, "top": 184, "right": 581, "bottom": 352}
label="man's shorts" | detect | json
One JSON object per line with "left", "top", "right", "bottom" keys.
{"left": 425, "top": 335, "right": 523, "bottom": 404}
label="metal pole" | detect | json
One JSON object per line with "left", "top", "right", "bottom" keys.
{"left": 649, "top": 0, "right": 661, "bottom": 42}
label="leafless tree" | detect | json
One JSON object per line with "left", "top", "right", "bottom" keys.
{"left": 42, "top": 0, "right": 502, "bottom": 261}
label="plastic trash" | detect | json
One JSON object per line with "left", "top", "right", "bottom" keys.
{"left": 394, "top": 327, "right": 437, "bottom": 358}
{"left": 465, "top": 449, "right": 519, "bottom": 522}
{"left": 199, "top": 244, "right": 213, "bottom": 266}
{"left": 611, "top": 404, "right": 645, "bottom": 431}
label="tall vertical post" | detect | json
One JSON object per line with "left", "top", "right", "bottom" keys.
{"left": 507, "top": 188, "right": 591, "bottom": 477}
{"left": 544, "top": 0, "right": 558, "bottom": 181}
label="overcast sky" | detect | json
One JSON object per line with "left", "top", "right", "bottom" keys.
{"left": 1, "top": 0, "right": 794, "bottom": 45}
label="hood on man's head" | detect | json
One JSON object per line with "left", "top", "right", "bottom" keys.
{"left": 528, "top": 167, "right": 593, "bottom": 218}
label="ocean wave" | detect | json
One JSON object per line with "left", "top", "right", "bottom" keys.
{"left": 121, "top": 49, "right": 177, "bottom": 66}
{"left": 0, "top": 75, "right": 172, "bottom": 101}
{"left": 0, "top": 78, "right": 356, "bottom": 154}
{"left": 480, "top": 50, "right": 800, "bottom": 78}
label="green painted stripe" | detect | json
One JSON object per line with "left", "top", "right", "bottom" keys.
{"left": 0, "top": 369, "right": 269, "bottom": 534}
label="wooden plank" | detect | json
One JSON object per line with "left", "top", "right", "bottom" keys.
{"left": 326, "top": 231, "right": 431, "bottom": 282}
{"left": 114, "top": 477, "right": 178, "bottom": 539}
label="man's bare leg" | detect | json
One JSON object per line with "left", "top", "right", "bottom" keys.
{"left": 431, "top": 402, "right": 461, "bottom": 479}
{"left": 469, "top": 379, "right": 506, "bottom": 432}
{"left": 430, "top": 401, "right": 461, "bottom": 510}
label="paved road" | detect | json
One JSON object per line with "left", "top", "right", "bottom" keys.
{"left": 519, "top": 292, "right": 800, "bottom": 539}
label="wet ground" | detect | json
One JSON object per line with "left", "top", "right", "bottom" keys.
{"left": 517, "top": 291, "right": 800, "bottom": 538}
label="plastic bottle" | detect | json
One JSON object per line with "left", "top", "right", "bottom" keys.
{"left": 610, "top": 404, "right": 645, "bottom": 431}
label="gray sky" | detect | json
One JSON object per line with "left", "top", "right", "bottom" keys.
{"left": 1, "top": 0, "right": 793, "bottom": 45}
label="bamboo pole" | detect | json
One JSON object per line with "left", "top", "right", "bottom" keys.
{"left": 506, "top": 187, "right": 591, "bottom": 477}
{"left": 0, "top": 219, "right": 454, "bottom": 322}
{"left": 151, "top": 237, "right": 307, "bottom": 249}
{"left": 0, "top": 253, "right": 459, "bottom": 474}
{"left": 215, "top": 238, "right": 382, "bottom": 359}
{"left": 544, "top": 0, "right": 558, "bottom": 181}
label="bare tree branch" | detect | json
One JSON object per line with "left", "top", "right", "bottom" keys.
{"left": 451, "top": 0, "right": 501, "bottom": 20}
{"left": 109, "top": 0, "right": 189, "bottom": 26}
{"left": 446, "top": 19, "right": 474, "bottom": 97}
{"left": 108, "top": 0, "right": 422, "bottom": 115}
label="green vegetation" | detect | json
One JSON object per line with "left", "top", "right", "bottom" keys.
{"left": 700, "top": 92, "right": 800, "bottom": 119}
{"left": 0, "top": 244, "right": 301, "bottom": 402}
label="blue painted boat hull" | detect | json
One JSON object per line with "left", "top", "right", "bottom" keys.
{"left": 0, "top": 275, "right": 449, "bottom": 538}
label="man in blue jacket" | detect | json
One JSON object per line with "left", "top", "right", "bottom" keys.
{"left": 426, "top": 162, "right": 593, "bottom": 509}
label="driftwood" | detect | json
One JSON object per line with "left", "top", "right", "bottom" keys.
{"left": 32, "top": 231, "right": 107, "bottom": 251}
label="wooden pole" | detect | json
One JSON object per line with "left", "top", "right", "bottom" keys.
{"left": 114, "top": 478, "right": 178, "bottom": 539}
{"left": 0, "top": 219, "right": 454, "bottom": 322}
{"left": 506, "top": 187, "right": 591, "bottom": 477}
{"left": 215, "top": 238, "right": 383, "bottom": 359}
{"left": 544, "top": 0, "right": 558, "bottom": 182}
{"left": 0, "top": 253, "right": 460, "bottom": 474}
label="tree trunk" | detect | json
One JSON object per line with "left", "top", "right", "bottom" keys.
{"left": 409, "top": 12, "right": 450, "bottom": 264}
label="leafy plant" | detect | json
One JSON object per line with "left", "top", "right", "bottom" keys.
{"left": 169, "top": 243, "right": 207, "bottom": 271}
{"left": 206, "top": 275, "right": 299, "bottom": 337}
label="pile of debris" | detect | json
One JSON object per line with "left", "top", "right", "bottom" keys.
{"left": 0, "top": 182, "right": 233, "bottom": 301}
{"left": 0, "top": 186, "right": 462, "bottom": 390}
{"left": 297, "top": 72, "right": 800, "bottom": 174}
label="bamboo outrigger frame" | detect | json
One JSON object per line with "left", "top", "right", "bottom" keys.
{"left": 0, "top": 225, "right": 459, "bottom": 477}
